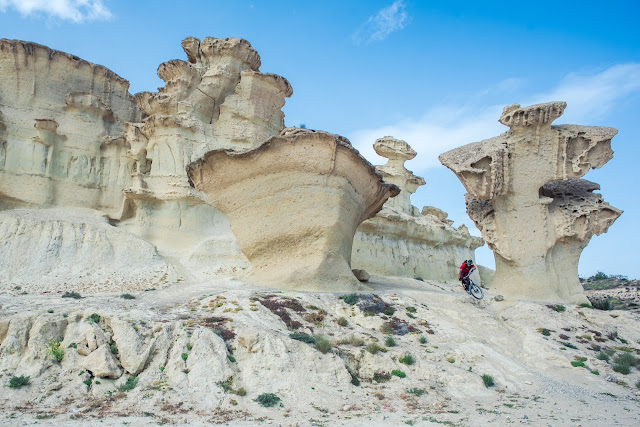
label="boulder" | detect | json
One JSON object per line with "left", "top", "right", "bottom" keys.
{"left": 81, "top": 344, "right": 122, "bottom": 379}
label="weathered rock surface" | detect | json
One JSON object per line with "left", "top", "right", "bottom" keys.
{"left": 187, "top": 128, "right": 399, "bottom": 290}
{"left": 80, "top": 344, "right": 122, "bottom": 379}
{"left": 439, "top": 102, "right": 622, "bottom": 303}
{"left": 0, "top": 39, "right": 142, "bottom": 217}
{"left": 353, "top": 137, "right": 484, "bottom": 281}
{"left": 0, "top": 208, "right": 171, "bottom": 292}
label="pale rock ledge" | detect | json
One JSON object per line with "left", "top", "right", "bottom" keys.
{"left": 187, "top": 128, "right": 400, "bottom": 291}
{"left": 439, "top": 101, "right": 622, "bottom": 303}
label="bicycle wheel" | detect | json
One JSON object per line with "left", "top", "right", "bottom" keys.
{"left": 468, "top": 281, "right": 484, "bottom": 299}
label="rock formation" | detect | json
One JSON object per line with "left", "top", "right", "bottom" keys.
{"left": 187, "top": 128, "right": 400, "bottom": 290}
{"left": 352, "top": 137, "right": 484, "bottom": 281}
{"left": 439, "top": 102, "right": 622, "bottom": 303}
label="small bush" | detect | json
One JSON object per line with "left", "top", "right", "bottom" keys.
{"left": 547, "top": 304, "right": 566, "bottom": 312}
{"left": 61, "top": 292, "right": 82, "bottom": 299}
{"left": 482, "top": 374, "right": 494, "bottom": 388}
{"left": 537, "top": 328, "right": 551, "bottom": 336}
{"left": 227, "top": 355, "right": 236, "bottom": 363}
{"left": 117, "top": 376, "right": 138, "bottom": 392}
{"left": 366, "top": 342, "right": 384, "bottom": 355}
{"left": 382, "top": 306, "right": 396, "bottom": 316}
{"left": 406, "top": 307, "right": 417, "bottom": 313}
{"left": 373, "top": 372, "right": 391, "bottom": 383}
{"left": 591, "top": 370, "right": 600, "bottom": 375}
{"left": 579, "top": 303, "right": 593, "bottom": 309}
{"left": 340, "top": 293, "right": 359, "bottom": 305}
{"left": 350, "top": 373, "right": 360, "bottom": 386}
{"left": 614, "top": 352, "right": 639, "bottom": 367}
{"left": 181, "top": 352, "right": 188, "bottom": 361}
{"left": 314, "top": 335, "right": 332, "bottom": 354}
{"left": 597, "top": 351, "right": 610, "bottom": 361}
{"left": 613, "top": 364, "right": 630, "bottom": 375}
{"left": 399, "top": 353, "right": 414, "bottom": 365}
{"left": 385, "top": 336, "right": 396, "bottom": 347}
{"left": 560, "top": 341, "right": 578, "bottom": 349}
{"left": 589, "top": 297, "right": 611, "bottom": 311}
{"left": 406, "top": 387, "right": 426, "bottom": 397}
{"left": 254, "top": 393, "right": 280, "bottom": 407}
{"left": 45, "top": 340, "right": 64, "bottom": 363}
{"left": 83, "top": 378, "right": 92, "bottom": 387}
{"left": 87, "top": 313, "right": 100, "bottom": 324}
{"left": 234, "top": 387, "right": 246, "bottom": 396}
{"left": 121, "top": 293, "right": 136, "bottom": 300}
{"left": 110, "top": 343, "right": 119, "bottom": 355}
{"left": 418, "top": 336, "right": 427, "bottom": 344}
{"left": 289, "top": 332, "right": 315, "bottom": 344}
{"left": 9, "top": 376, "right": 30, "bottom": 388}
{"left": 571, "top": 360, "right": 586, "bottom": 368}
{"left": 446, "top": 356, "right": 455, "bottom": 364}
{"left": 593, "top": 271, "right": 608, "bottom": 280}
{"left": 391, "top": 369, "right": 406, "bottom": 378}
{"left": 379, "top": 323, "right": 394, "bottom": 335}
{"left": 337, "top": 317, "right": 348, "bottom": 327}
{"left": 338, "top": 335, "right": 364, "bottom": 347}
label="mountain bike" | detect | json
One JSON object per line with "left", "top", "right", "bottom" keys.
{"left": 462, "top": 269, "right": 484, "bottom": 300}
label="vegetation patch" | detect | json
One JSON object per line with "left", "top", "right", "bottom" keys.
{"left": 9, "top": 375, "right": 30, "bottom": 389}
{"left": 340, "top": 293, "right": 359, "bottom": 305}
{"left": 365, "top": 342, "right": 385, "bottom": 354}
{"left": 61, "top": 291, "right": 82, "bottom": 299}
{"left": 121, "top": 293, "right": 136, "bottom": 300}
{"left": 117, "top": 376, "right": 138, "bottom": 392}
{"left": 373, "top": 372, "right": 391, "bottom": 383}
{"left": 258, "top": 297, "right": 303, "bottom": 330}
{"left": 547, "top": 304, "right": 566, "bottom": 312}
{"left": 399, "top": 353, "right": 415, "bottom": 365}
{"left": 289, "top": 332, "right": 315, "bottom": 344}
{"left": 314, "top": 335, "right": 332, "bottom": 354}
{"left": 537, "top": 328, "right": 552, "bottom": 336}
{"left": 336, "top": 317, "right": 348, "bottom": 327}
{"left": 385, "top": 336, "right": 396, "bottom": 347}
{"left": 254, "top": 393, "right": 280, "bottom": 407}
{"left": 45, "top": 339, "right": 64, "bottom": 362}
{"left": 560, "top": 341, "right": 578, "bottom": 349}
{"left": 482, "top": 374, "right": 494, "bottom": 388}
{"left": 87, "top": 313, "right": 101, "bottom": 324}
{"left": 419, "top": 336, "right": 428, "bottom": 344}
{"left": 392, "top": 369, "right": 406, "bottom": 378}
{"left": 406, "top": 307, "right": 417, "bottom": 313}
{"left": 406, "top": 387, "right": 426, "bottom": 397}
{"left": 194, "top": 316, "right": 236, "bottom": 341}
{"left": 382, "top": 318, "right": 420, "bottom": 336}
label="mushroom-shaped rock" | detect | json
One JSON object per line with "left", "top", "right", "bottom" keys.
{"left": 439, "top": 101, "right": 622, "bottom": 303}
{"left": 187, "top": 129, "right": 399, "bottom": 290}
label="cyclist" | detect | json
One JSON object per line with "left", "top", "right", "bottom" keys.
{"left": 459, "top": 259, "right": 476, "bottom": 291}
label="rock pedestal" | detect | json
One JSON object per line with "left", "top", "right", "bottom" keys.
{"left": 352, "top": 137, "right": 484, "bottom": 281}
{"left": 439, "top": 102, "right": 622, "bottom": 303}
{"left": 187, "top": 128, "right": 399, "bottom": 290}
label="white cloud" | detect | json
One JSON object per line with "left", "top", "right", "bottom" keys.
{"left": 353, "top": 0, "right": 409, "bottom": 45}
{"left": 530, "top": 64, "right": 640, "bottom": 124}
{"left": 349, "top": 63, "right": 640, "bottom": 174}
{"left": 0, "top": 0, "right": 112, "bottom": 23}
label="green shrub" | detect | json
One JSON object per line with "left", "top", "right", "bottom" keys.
{"left": 406, "top": 387, "right": 426, "bottom": 397}
{"left": 337, "top": 317, "right": 348, "bottom": 327}
{"left": 593, "top": 271, "right": 608, "bottom": 280}
{"left": 121, "top": 293, "right": 136, "bottom": 300}
{"left": 482, "top": 374, "right": 494, "bottom": 388}
{"left": 9, "top": 376, "right": 30, "bottom": 389}
{"left": 406, "top": 307, "right": 417, "bottom": 313}
{"left": 61, "top": 292, "right": 82, "bottom": 299}
{"left": 117, "top": 376, "right": 138, "bottom": 392}
{"left": 560, "top": 341, "right": 578, "bottom": 349}
{"left": 289, "top": 332, "right": 315, "bottom": 344}
{"left": 314, "top": 335, "right": 332, "bottom": 354}
{"left": 614, "top": 352, "right": 639, "bottom": 367}
{"left": 181, "top": 352, "right": 188, "bottom": 361}
{"left": 234, "top": 387, "right": 246, "bottom": 396}
{"left": 45, "top": 340, "right": 64, "bottom": 363}
{"left": 613, "top": 364, "right": 630, "bottom": 375}
{"left": 382, "top": 306, "right": 396, "bottom": 316}
{"left": 227, "top": 355, "right": 236, "bottom": 363}
{"left": 597, "top": 351, "right": 610, "bottom": 362}
{"left": 547, "top": 304, "right": 566, "bottom": 312}
{"left": 340, "top": 293, "right": 359, "bottom": 305}
{"left": 87, "top": 313, "right": 100, "bottom": 324}
{"left": 418, "top": 336, "right": 427, "bottom": 344}
{"left": 83, "top": 378, "right": 92, "bottom": 387}
{"left": 399, "top": 353, "right": 414, "bottom": 365}
{"left": 446, "top": 356, "right": 455, "bottom": 363}
{"left": 591, "top": 370, "right": 600, "bottom": 375}
{"left": 385, "top": 336, "right": 396, "bottom": 347}
{"left": 589, "top": 297, "right": 611, "bottom": 311}
{"left": 571, "top": 360, "right": 586, "bottom": 368}
{"left": 579, "top": 303, "right": 593, "bottom": 309}
{"left": 391, "top": 369, "right": 406, "bottom": 378}
{"left": 537, "top": 328, "right": 551, "bottom": 336}
{"left": 366, "top": 342, "right": 383, "bottom": 354}
{"left": 254, "top": 393, "right": 280, "bottom": 407}
{"left": 350, "top": 373, "right": 360, "bottom": 386}
{"left": 110, "top": 343, "right": 118, "bottom": 355}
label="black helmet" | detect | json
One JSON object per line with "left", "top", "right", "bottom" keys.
{"left": 466, "top": 259, "right": 473, "bottom": 266}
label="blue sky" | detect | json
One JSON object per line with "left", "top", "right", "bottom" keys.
{"left": 1, "top": 0, "right": 639, "bottom": 278}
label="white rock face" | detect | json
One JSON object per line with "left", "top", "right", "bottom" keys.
{"left": 0, "top": 39, "right": 142, "bottom": 217}
{"left": 0, "top": 208, "right": 171, "bottom": 292}
{"left": 81, "top": 344, "right": 123, "bottom": 379}
{"left": 187, "top": 128, "right": 400, "bottom": 290}
{"left": 353, "top": 137, "right": 484, "bottom": 281}
{"left": 439, "top": 102, "right": 622, "bottom": 303}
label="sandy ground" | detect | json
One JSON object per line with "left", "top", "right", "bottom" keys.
{"left": 1, "top": 273, "right": 639, "bottom": 426}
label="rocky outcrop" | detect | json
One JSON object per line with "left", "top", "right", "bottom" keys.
{"left": 352, "top": 137, "right": 484, "bottom": 281}
{"left": 0, "top": 39, "right": 142, "bottom": 216}
{"left": 0, "top": 208, "right": 171, "bottom": 292}
{"left": 187, "top": 128, "right": 400, "bottom": 290}
{"left": 439, "top": 102, "right": 622, "bottom": 303}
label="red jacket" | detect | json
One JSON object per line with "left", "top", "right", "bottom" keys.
{"left": 459, "top": 262, "right": 474, "bottom": 279}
